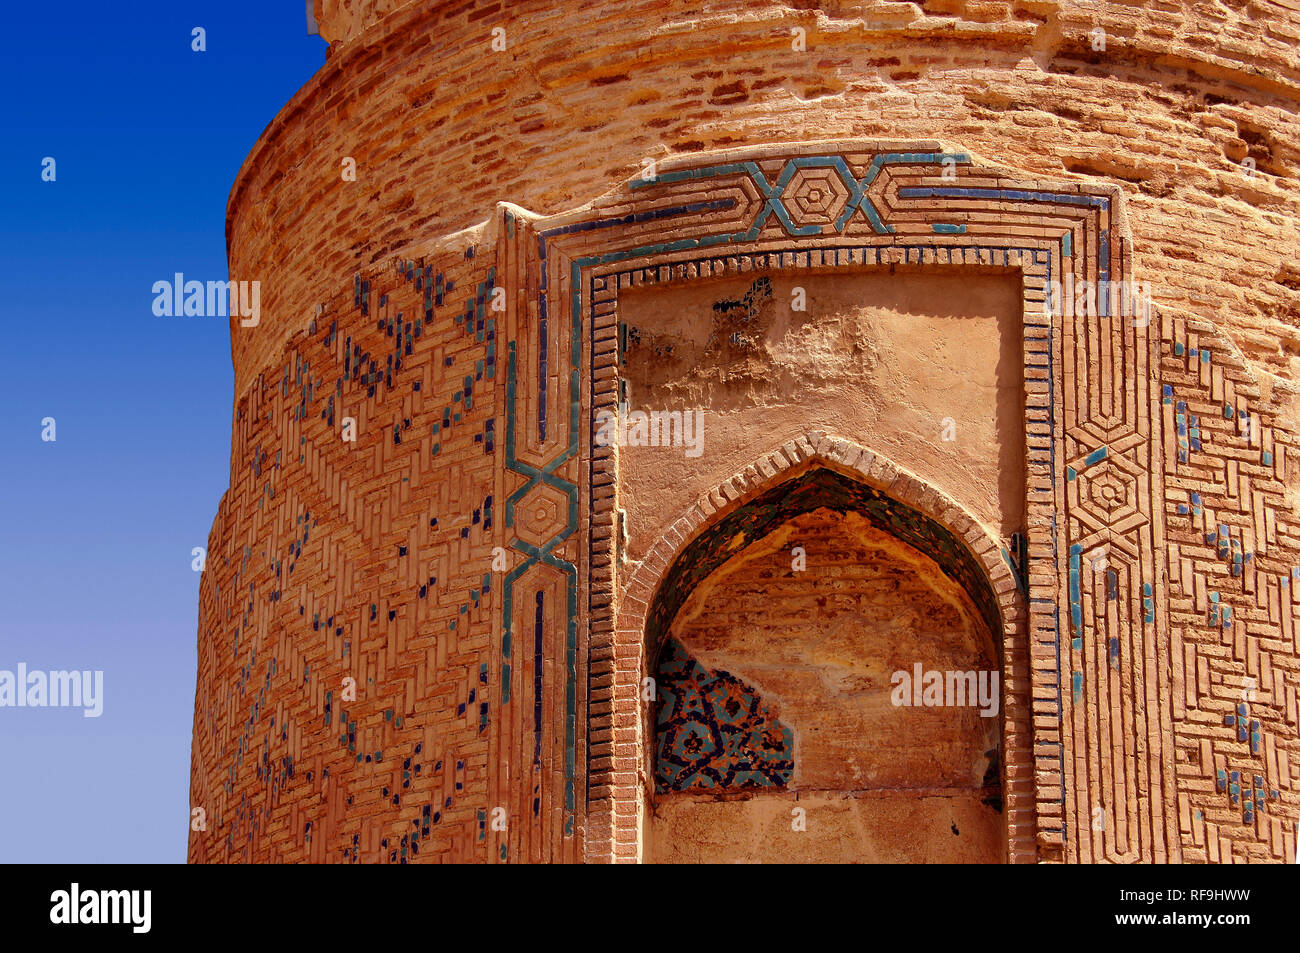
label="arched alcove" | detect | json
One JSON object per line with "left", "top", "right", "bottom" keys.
{"left": 639, "top": 462, "right": 1014, "bottom": 863}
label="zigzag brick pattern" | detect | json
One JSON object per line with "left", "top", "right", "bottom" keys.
{"left": 191, "top": 0, "right": 1300, "bottom": 864}
{"left": 1160, "top": 313, "right": 1299, "bottom": 863}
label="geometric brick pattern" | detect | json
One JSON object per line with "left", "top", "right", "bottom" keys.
{"left": 1161, "top": 313, "right": 1298, "bottom": 862}
{"left": 190, "top": 250, "right": 509, "bottom": 863}
{"left": 527, "top": 140, "right": 1157, "bottom": 863}
{"left": 192, "top": 138, "right": 1300, "bottom": 864}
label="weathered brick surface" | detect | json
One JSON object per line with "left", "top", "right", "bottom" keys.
{"left": 190, "top": 0, "right": 1300, "bottom": 863}
{"left": 231, "top": 0, "right": 1300, "bottom": 393}
{"left": 649, "top": 508, "right": 1004, "bottom": 863}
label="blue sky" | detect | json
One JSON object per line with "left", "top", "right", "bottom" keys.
{"left": 0, "top": 2, "right": 326, "bottom": 862}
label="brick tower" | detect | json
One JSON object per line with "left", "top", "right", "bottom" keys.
{"left": 189, "top": 0, "right": 1300, "bottom": 863}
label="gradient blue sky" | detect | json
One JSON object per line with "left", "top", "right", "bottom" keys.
{"left": 0, "top": 3, "right": 326, "bottom": 862}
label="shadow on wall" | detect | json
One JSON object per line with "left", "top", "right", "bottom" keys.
{"left": 619, "top": 267, "right": 1027, "bottom": 541}
{"left": 643, "top": 467, "right": 1007, "bottom": 864}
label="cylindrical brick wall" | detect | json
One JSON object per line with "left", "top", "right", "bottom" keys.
{"left": 229, "top": 0, "right": 1300, "bottom": 397}
{"left": 190, "top": 0, "right": 1300, "bottom": 863}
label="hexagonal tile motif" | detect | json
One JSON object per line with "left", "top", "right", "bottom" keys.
{"left": 1090, "top": 470, "right": 1130, "bottom": 514}
{"left": 784, "top": 167, "right": 850, "bottom": 230}
{"left": 1077, "top": 460, "right": 1139, "bottom": 529}
{"left": 514, "top": 480, "right": 571, "bottom": 548}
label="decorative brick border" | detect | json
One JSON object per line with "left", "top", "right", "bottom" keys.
{"left": 500, "top": 139, "right": 1164, "bottom": 864}
{"left": 570, "top": 235, "right": 1065, "bottom": 863}
{"left": 614, "top": 433, "right": 1031, "bottom": 861}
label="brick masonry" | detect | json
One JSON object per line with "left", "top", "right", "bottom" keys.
{"left": 189, "top": 0, "right": 1300, "bottom": 863}
{"left": 647, "top": 506, "right": 1006, "bottom": 863}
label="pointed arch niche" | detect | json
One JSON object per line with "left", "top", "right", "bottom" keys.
{"left": 619, "top": 442, "right": 1026, "bottom": 863}
{"left": 497, "top": 140, "right": 1162, "bottom": 864}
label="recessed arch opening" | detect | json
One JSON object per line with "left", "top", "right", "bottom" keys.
{"left": 641, "top": 461, "right": 1013, "bottom": 863}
